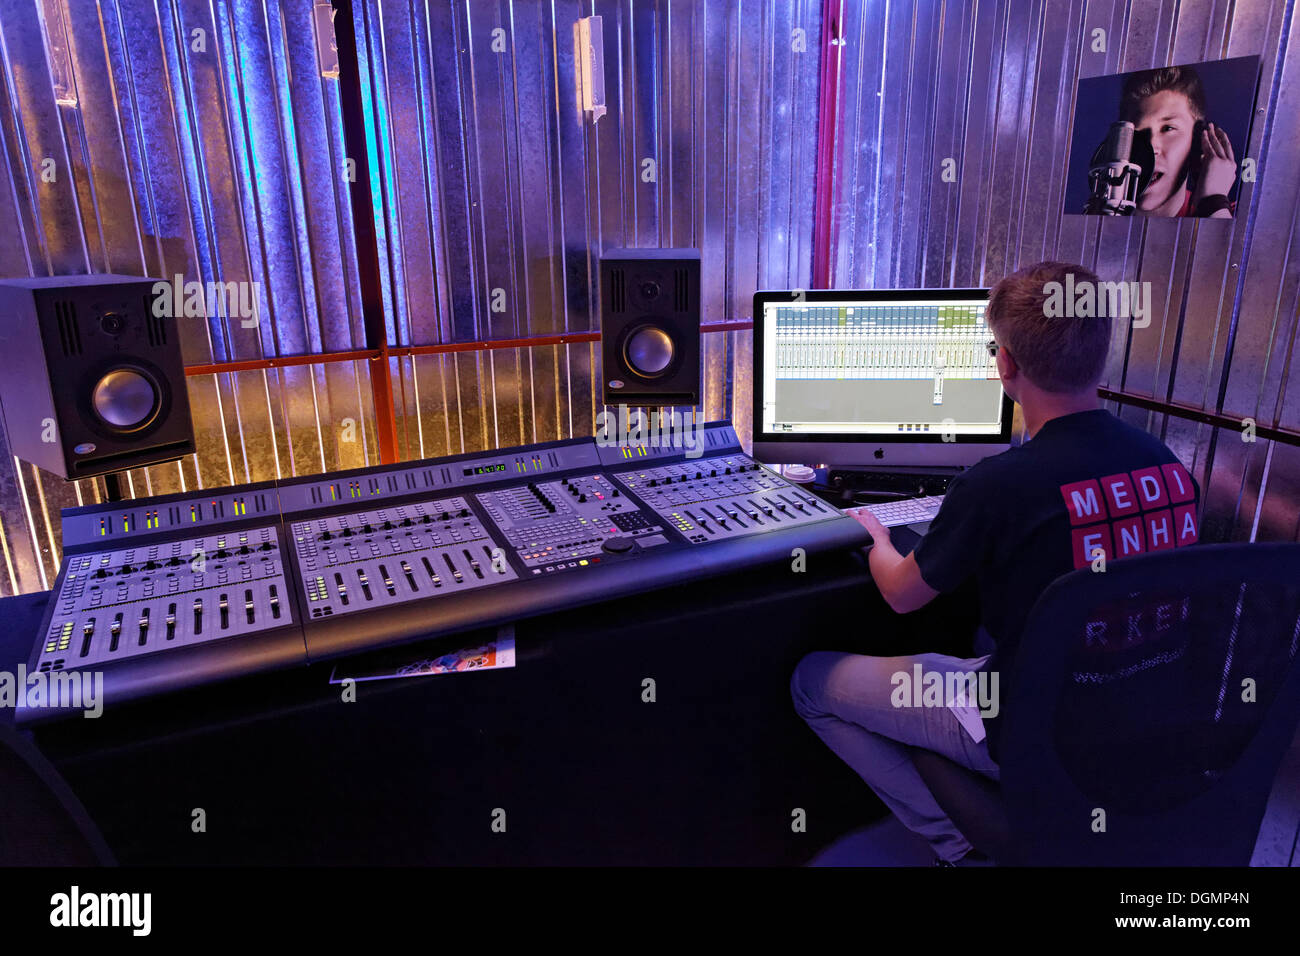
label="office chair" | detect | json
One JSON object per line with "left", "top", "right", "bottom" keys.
{"left": 912, "top": 542, "right": 1300, "bottom": 865}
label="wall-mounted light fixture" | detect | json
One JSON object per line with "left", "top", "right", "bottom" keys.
{"left": 37, "top": 0, "right": 78, "bottom": 108}
{"left": 573, "top": 16, "right": 605, "bottom": 123}
{"left": 315, "top": 2, "right": 340, "bottom": 79}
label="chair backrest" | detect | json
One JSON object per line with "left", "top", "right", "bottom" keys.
{"left": 997, "top": 542, "right": 1300, "bottom": 866}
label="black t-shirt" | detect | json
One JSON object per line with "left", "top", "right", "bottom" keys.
{"left": 911, "top": 408, "right": 1201, "bottom": 757}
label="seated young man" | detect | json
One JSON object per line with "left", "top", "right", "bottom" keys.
{"left": 790, "top": 260, "right": 1201, "bottom": 865}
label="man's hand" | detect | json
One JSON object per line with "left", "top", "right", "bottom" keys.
{"left": 1193, "top": 122, "right": 1237, "bottom": 210}
{"left": 849, "top": 505, "right": 940, "bottom": 614}
{"left": 848, "top": 505, "right": 889, "bottom": 544}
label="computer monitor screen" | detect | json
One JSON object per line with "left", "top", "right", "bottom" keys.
{"left": 752, "top": 289, "right": 1014, "bottom": 468}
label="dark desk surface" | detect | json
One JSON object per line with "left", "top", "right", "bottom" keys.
{"left": 1, "top": 527, "right": 973, "bottom": 865}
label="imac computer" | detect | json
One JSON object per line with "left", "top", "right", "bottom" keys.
{"left": 752, "top": 289, "right": 1015, "bottom": 472}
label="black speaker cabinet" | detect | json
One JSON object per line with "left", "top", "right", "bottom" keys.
{"left": 0, "top": 275, "right": 195, "bottom": 479}
{"left": 600, "top": 248, "right": 700, "bottom": 405}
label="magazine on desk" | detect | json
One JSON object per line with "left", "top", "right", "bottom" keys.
{"left": 328, "top": 628, "right": 517, "bottom": 684}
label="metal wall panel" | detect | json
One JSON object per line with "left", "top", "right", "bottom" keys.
{"left": 827, "top": 0, "right": 1300, "bottom": 543}
{"left": 366, "top": 0, "right": 822, "bottom": 454}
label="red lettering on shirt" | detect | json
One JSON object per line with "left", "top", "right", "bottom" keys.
{"left": 1061, "top": 479, "right": 1106, "bottom": 526}
{"left": 1173, "top": 503, "right": 1198, "bottom": 546}
{"left": 1112, "top": 515, "right": 1146, "bottom": 557}
{"left": 1100, "top": 472, "right": 1139, "bottom": 516}
{"left": 1145, "top": 509, "right": 1175, "bottom": 551}
{"left": 1060, "top": 462, "right": 1198, "bottom": 568}
{"left": 1072, "top": 524, "right": 1113, "bottom": 570}
{"left": 1161, "top": 462, "right": 1195, "bottom": 503}
{"left": 1130, "top": 466, "right": 1169, "bottom": 508}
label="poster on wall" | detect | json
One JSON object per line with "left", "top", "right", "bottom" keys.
{"left": 1064, "top": 55, "right": 1261, "bottom": 219}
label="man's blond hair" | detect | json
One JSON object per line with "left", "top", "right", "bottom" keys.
{"left": 987, "top": 261, "right": 1112, "bottom": 393}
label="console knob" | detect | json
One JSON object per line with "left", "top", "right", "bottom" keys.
{"left": 601, "top": 537, "right": 634, "bottom": 554}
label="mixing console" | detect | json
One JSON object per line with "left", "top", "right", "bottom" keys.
{"left": 611, "top": 454, "right": 834, "bottom": 543}
{"left": 19, "top": 422, "right": 868, "bottom": 722}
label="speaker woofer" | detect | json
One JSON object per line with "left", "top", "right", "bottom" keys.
{"left": 91, "top": 367, "right": 161, "bottom": 432}
{"left": 624, "top": 325, "right": 675, "bottom": 377}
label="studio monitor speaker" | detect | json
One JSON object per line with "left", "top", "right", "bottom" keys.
{"left": 600, "top": 248, "right": 700, "bottom": 406}
{"left": 0, "top": 275, "right": 196, "bottom": 479}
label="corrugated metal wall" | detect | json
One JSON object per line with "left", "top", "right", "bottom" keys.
{"left": 825, "top": 0, "right": 1300, "bottom": 544}
{"left": 359, "top": 0, "right": 821, "bottom": 459}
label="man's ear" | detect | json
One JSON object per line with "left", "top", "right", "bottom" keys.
{"left": 996, "top": 347, "right": 1020, "bottom": 402}
{"left": 996, "top": 345, "right": 1016, "bottom": 382}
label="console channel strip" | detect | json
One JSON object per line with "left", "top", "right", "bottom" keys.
{"left": 286, "top": 494, "right": 518, "bottom": 620}
{"left": 610, "top": 455, "right": 836, "bottom": 542}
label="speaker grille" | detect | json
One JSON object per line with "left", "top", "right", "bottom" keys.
{"left": 145, "top": 295, "right": 167, "bottom": 347}
{"left": 55, "top": 300, "right": 81, "bottom": 356}
{"left": 674, "top": 268, "right": 688, "bottom": 312}
{"left": 610, "top": 268, "right": 626, "bottom": 313}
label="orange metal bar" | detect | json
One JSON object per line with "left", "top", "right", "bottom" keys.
{"left": 185, "top": 349, "right": 380, "bottom": 376}
{"left": 185, "top": 322, "right": 756, "bottom": 376}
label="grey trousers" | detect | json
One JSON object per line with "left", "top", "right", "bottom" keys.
{"left": 790, "top": 650, "right": 1000, "bottom": 863}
